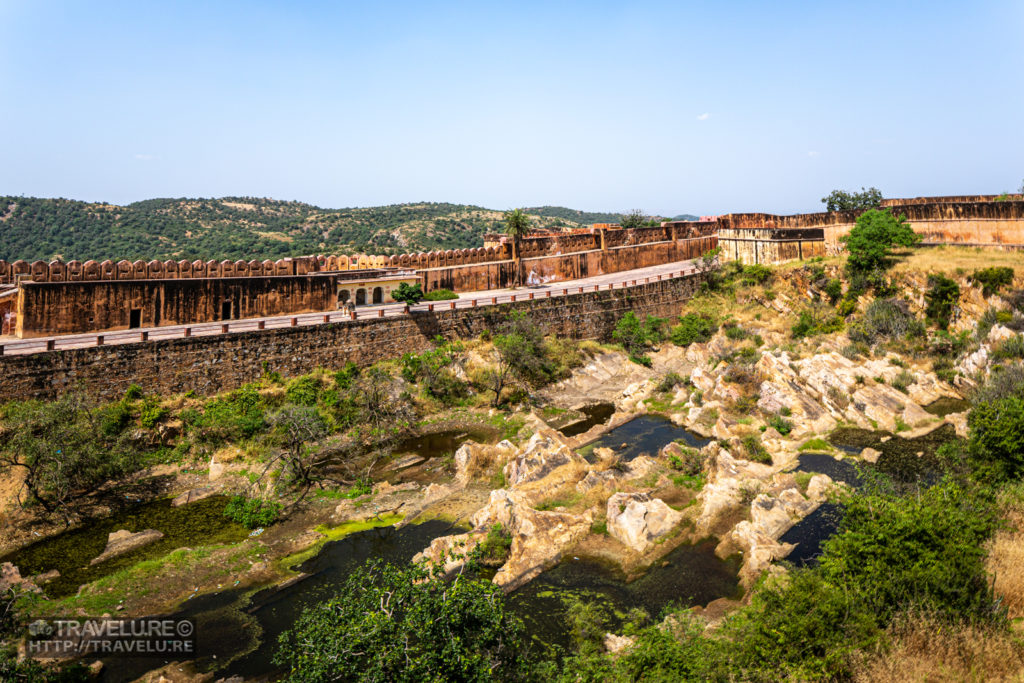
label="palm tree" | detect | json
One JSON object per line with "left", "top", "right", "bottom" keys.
{"left": 503, "top": 208, "right": 531, "bottom": 288}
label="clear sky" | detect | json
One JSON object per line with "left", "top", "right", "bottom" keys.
{"left": 1, "top": 1, "right": 1022, "bottom": 216}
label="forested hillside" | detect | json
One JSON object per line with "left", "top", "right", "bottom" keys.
{"left": 0, "top": 196, "right": 682, "bottom": 262}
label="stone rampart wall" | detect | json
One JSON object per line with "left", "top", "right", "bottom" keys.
{"left": 717, "top": 228, "right": 826, "bottom": 265}
{"left": 0, "top": 274, "right": 706, "bottom": 402}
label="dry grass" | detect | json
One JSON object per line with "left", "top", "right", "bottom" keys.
{"left": 854, "top": 613, "right": 1024, "bottom": 683}
{"left": 988, "top": 484, "right": 1024, "bottom": 619}
{"left": 893, "top": 246, "right": 1023, "bottom": 276}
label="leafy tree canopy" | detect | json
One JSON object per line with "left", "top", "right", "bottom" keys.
{"left": 821, "top": 186, "right": 884, "bottom": 212}
{"left": 842, "top": 208, "right": 920, "bottom": 275}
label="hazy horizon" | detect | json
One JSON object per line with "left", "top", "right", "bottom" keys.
{"left": 2, "top": 1, "right": 1022, "bottom": 217}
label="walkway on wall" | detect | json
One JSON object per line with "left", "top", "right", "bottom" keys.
{"left": 0, "top": 258, "right": 702, "bottom": 357}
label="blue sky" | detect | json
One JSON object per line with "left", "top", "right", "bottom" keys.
{"left": 1, "top": 1, "right": 1022, "bottom": 216}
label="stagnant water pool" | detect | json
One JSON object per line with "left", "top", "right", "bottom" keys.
{"left": 0, "top": 496, "right": 249, "bottom": 599}
{"left": 579, "top": 414, "right": 711, "bottom": 463}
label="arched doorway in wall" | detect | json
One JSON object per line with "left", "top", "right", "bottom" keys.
{"left": 372, "top": 286, "right": 383, "bottom": 304}
{"left": 338, "top": 289, "right": 350, "bottom": 308}
{"left": 356, "top": 288, "right": 367, "bottom": 305}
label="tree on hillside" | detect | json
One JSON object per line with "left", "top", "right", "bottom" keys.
{"left": 620, "top": 209, "right": 648, "bottom": 230}
{"left": 503, "top": 208, "right": 531, "bottom": 288}
{"left": 0, "top": 393, "right": 142, "bottom": 524}
{"left": 821, "top": 187, "right": 884, "bottom": 212}
{"left": 842, "top": 208, "right": 920, "bottom": 276}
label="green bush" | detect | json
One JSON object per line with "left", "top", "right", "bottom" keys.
{"left": 613, "top": 312, "right": 665, "bottom": 364}
{"left": 670, "top": 313, "right": 716, "bottom": 346}
{"left": 274, "top": 559, "right": 530, "bottom": 682}
{"left": 723, "top": 322, "right": 748, "bottom": 341}
{"left": 423, "top": 288, "right": 459, "bottom": 301}
{"left": 476, "top": 524, "right": 513, "bottom": 566}
{"left": 190, "top": 384, "right": 267, "bottom": 443}
{"left": 139, "top": 396, "right": 169, "bottom": 429}
{"left": 285, "top": 375, "right": 322, "bottom": 406}
{"left": 890, "top": 369, "right": 915, "bottom": 394}
{"left": 98, "top": 400, "right": 133, "bottom": 437}
{"left": 972, "top": 266, "right": 1014, "bottom": 297}
{"left": 791, "top": 307, "right": 844, "bottom": 339}
{"left": 924, "top": 274, "right": 960, "bottom": 329}
{"left": 741, "top": 434, "right": 771, "bottom": 464}
{"left": 992, "top": 334, "right": 1024, "bottom": 360}
{"left": 123, "top": 383, "right": 144, "bottom": 401}
{"left": 742, "top": 264, "right": 773, "bottom": 286}
{"left": 391, "top": 281, "right": 424, "bottom": 305}
{"left": 334, "top": 361, "right": 360, "bottom": 389}
{"left": 824, "top": 278, "right": 843, "bottom": 304}
{"left": 968, "top": 396, "right": 1024, "bottom": 480}
{"left": 223, "top": 495, "right": 282, "bottom": 529}
{"left": 656, "top": 372, "right": 685, "bottom": 393}
{"left": 848, "top": 298, "right": 923, "bottom": 344}
{"left": 819, "top": 478, "right": 998, "bottom": 622}
{"left": 768, "top": 415, "right": 792, "bottom": 435}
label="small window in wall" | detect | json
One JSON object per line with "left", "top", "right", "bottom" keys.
{"left": 129, "top": 309, "right": 142, "bottom": 329}
{"left": 221, "top": 300, "right": 233, "bottom": 320}
{"left": 372, "top": 286, "right": 383, "bottom": 304}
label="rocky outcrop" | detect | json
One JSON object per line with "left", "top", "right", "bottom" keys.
{"left": 475, "top": 489, "right": 593, "bottom": 590}
{"left": 90, "top": 529, "right": 164, "bottom": 565}
{"left": 454, "top": 440, "right": 516, "bottom": 485}
{"left": 606, "top": 492, "right": 684, "bottom": 553}
{"left": 725, "top": 488, "right": 819, "bottom": 585}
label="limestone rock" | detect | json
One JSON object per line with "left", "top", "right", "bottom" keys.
{"left": 606, "top": 492, "right": 683, "bottom": 554}
{"left": 171, "top": 486, "right": 219, "bottom": 507}
{"left": 208, "top": 455, "right": 225, "bottom": 482}
{"left": 805, "top": 474, "right": 835, "bottom": 501}
{"left": 504, "top": 431, "right": 576, "bottom": 487}
{"left": 90, "top": 529, "right": 164, "bottom": 565}
{"left": 464, "top": 488, "right": 593, "bottom": 590}
{"left": 860, "top": 447, "right": 881, "bottom": 463}
{"left": 383, "top": 453, "right": 425, "bottom": 472}
{"left": 0, "top": 562, "right": 23, "bottom": 591}
{"left": 604, "top": 632, "right": 635, "bottom": 654}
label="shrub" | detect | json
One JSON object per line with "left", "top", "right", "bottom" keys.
{"left": 968, "top": 396, "right": 1024, "bottom": 480}
{"left": 656, "top": 372, "right": 685, "bottom": 393}
{"left": 139, "top": 396, "right": 168, "bottom": 429}
{"left": 891, "top": 369, "right": 915, "bottom": 394}
{"left": 848, "top": 298, "right": 924, "bottom": 344}
{"left": 223, "top": 495, "right": 282, "bottom": 529}
{"left": 476, "top": 523, "right": 512, "bottom": 566}
{"left": 791, "top": 306, "right": 844, "bottom": 339}
{"left": 423, "top": 288, "right": 459, "bottom": 301}
{"left": 836, "top": 297, "right": 858, "bottom": 317}
{"left": 992, "top": 334, "right": 1024, "bottom": 361}
{"left": 613, "top": 312, "right": 665, "bottom": 364}
{"left": 824, "top": 278, "right": 843, "bottom": 304}
{"left": 972, "top": 266, "right": 1014, "bottom": 297}
{"left": 274, "top": 559, "right": 530, "bottom": 682}
{"left": 668, "top": 443, "right": 705, "bottom": 475}
{"left": 924, "top": 274, "right": 960, "bottom": 329}
{"left": 742, "top": 264, "right": 773, "bottom": 286}
{"left": 191, "top": 384, "right": 266, "bottom": 442}
{"left": 670, "top": 313, "right": 717, "bottom": 346}
{"left": 768, "top": 415, "right": 793, "bottom": 435}
{"left": 819, "top": 478, "right": 998, "bottom": 622}
{"left": 929, "top": 329, "right": 971, "bottom": 357}
{"left": 285, "top": 375, "right": 322, "bottom": 406}
{"left": 723, "top": 322, "right": 748, "bottom": 341}
{"left": 741, "top": 434, "right": 771, "bottom": 464}
{"left": 98, "top": 400, "right": 133, "bottom": 437}
{"left": 333, "top": 361, "right": 360, "bottom": 390}
{"left": 123, "top": 383, "right": 144, "bottom": 401}
{"left": 973, "top": 364, "right": 1024, "bottom": 404}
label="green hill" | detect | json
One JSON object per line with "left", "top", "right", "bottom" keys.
{"left": 0, "top": 197, "right": 654, "bottom": 263}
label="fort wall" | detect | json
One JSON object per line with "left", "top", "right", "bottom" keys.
{"left": 0, "top": 274, "right": 706, "bottom": 402}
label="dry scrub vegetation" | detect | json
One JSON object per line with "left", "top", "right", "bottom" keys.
{"left": 853, "top": 613, "right": 1024, "bottom": 682}
{"left": 988, "top": 484, "right": 1024, "bottom": 619}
